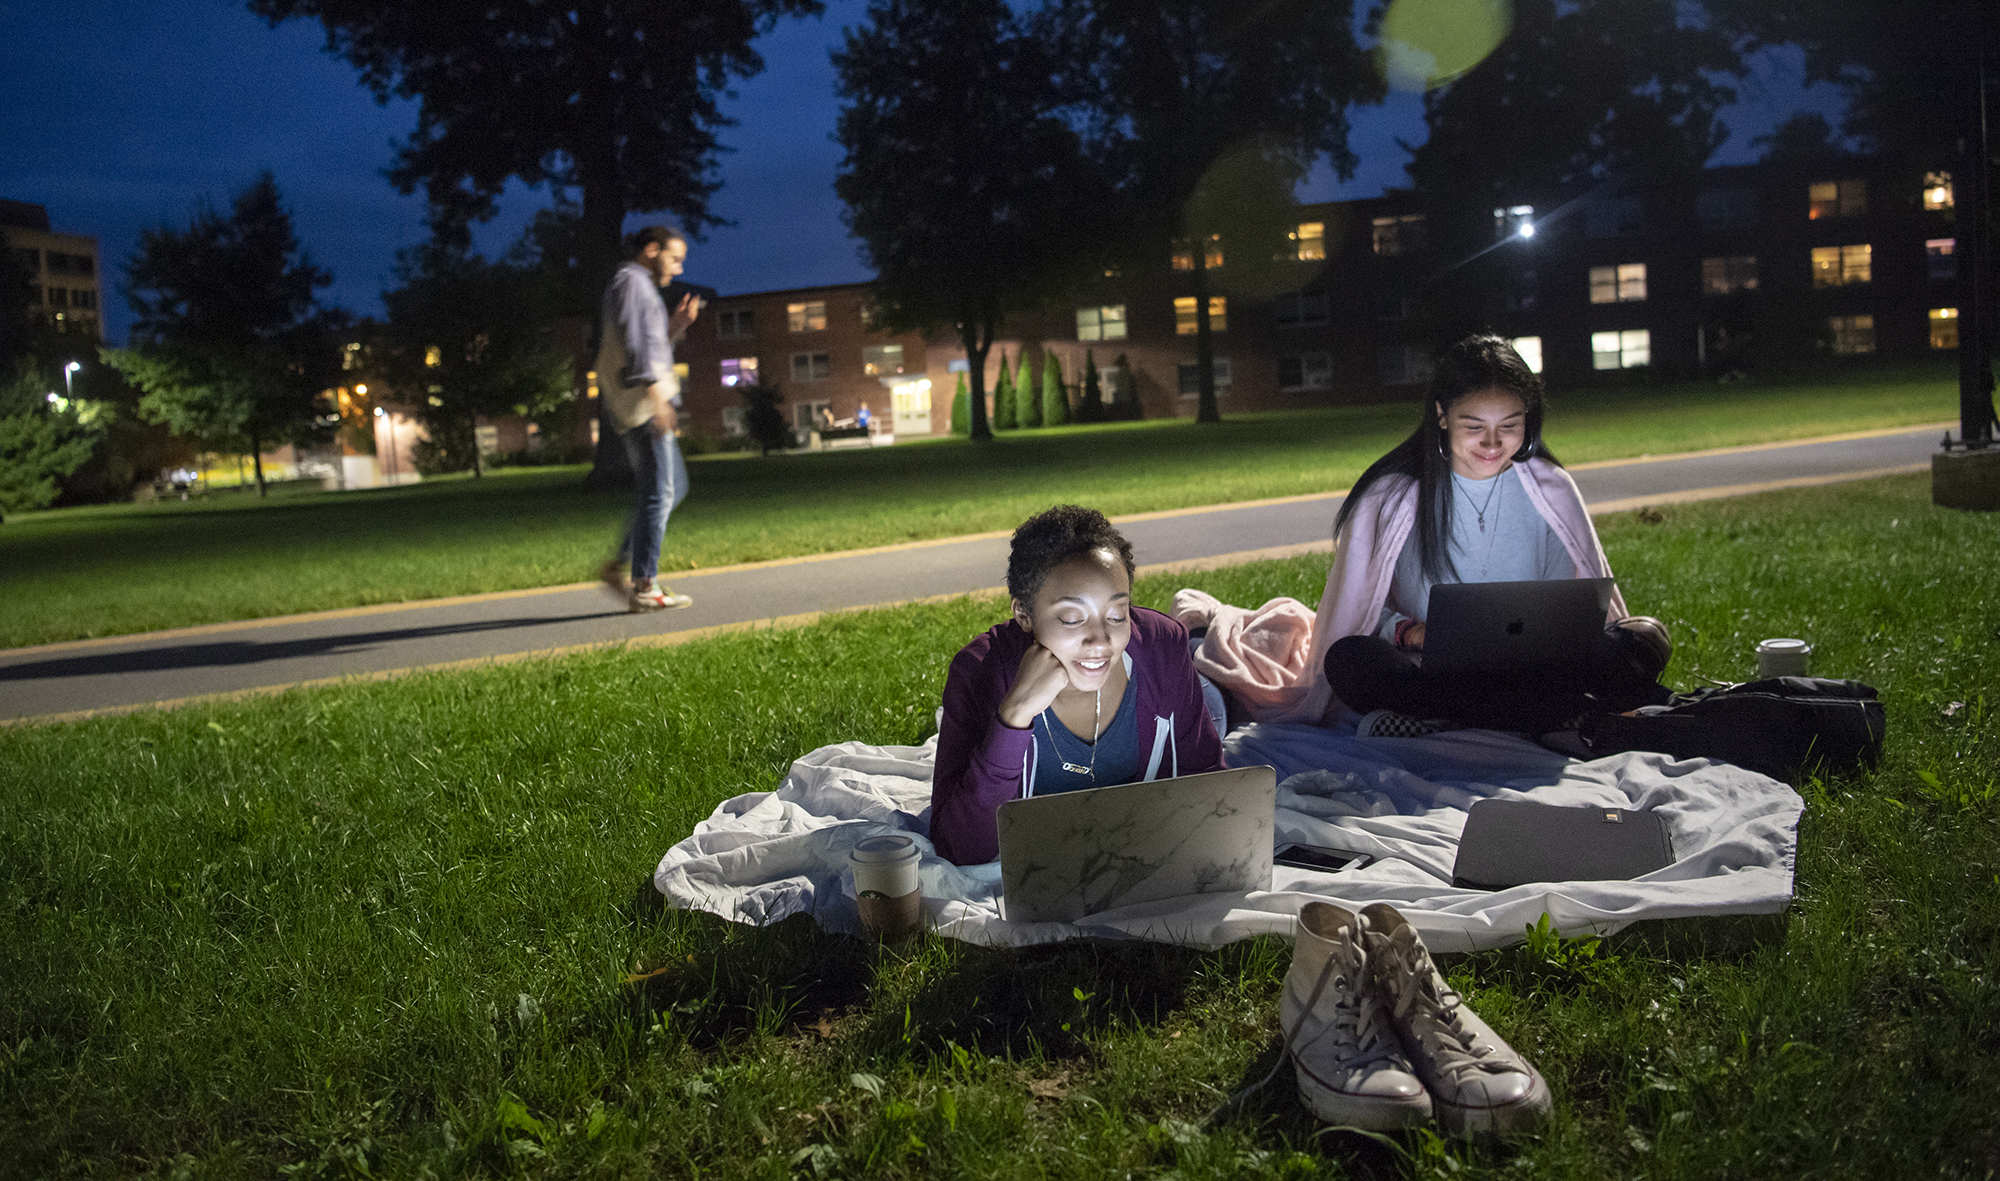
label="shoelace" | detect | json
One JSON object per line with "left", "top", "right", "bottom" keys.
{"left": 1380, "top": 933, "right": 1518, "bottom": 1083}
{"left": 1207, "top": 921, "right": 1394, "bottom": 1123}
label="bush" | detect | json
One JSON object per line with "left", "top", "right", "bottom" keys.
{"left": 992, "top": 354, "right": 1016, "bottom": 430}
{"left": 1015, "top": 353, "right": 1040, "bottom": 428}
{"left": 1042, "top": 352, "right": 1069, "bottom": 426}
{"left": 950, "top": 372, "right": 969, "bottom": 435}
{"left": 743, "top": 385, "right": 790, "bottom": 455}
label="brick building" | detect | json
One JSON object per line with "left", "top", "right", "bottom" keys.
{"left": 671, "top": 152, "right": 1964, "bottom": 441}
{"left": 2, "top": 199, "right": 105, "bottom": 340}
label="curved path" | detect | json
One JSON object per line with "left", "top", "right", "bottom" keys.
{"left": 0, "top": 424, "right": 1943, "bottom": 725}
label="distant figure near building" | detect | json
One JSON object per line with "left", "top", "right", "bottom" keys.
{"left": 856, "top": 401, "right": 873, "bottom": 430}
{"left": 597, "top": 226, "right": 701, "bottom": 612}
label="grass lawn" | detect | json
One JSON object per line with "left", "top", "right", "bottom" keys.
{"left": 4, "top": 471, "right": 1996, "bottom": 1179}
{"left": 0, "top": 362, "right": 1961, "bottom": 649}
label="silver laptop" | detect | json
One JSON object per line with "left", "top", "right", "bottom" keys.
{"left": 1424, "top": 577, "right": 1615, "bottom": 675}
{"left": 995, "top": 765, "right": 1276, "bottom": 924}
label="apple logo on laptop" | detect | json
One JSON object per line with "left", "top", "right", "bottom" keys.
{"left": 1505, "top": 619, "right": 1525, "bottom": 636}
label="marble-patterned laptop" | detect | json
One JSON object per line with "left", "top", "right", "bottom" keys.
{"left": 995, "top": 765, "right": 1277, "bottom": 924}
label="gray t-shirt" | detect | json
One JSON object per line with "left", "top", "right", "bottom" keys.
{"left": 1376, "top": 465, "right": 1575, "bottom": 639}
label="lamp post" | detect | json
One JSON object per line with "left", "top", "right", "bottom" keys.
{"left": 63, "top": 361, "right": 80, "bottom": 400}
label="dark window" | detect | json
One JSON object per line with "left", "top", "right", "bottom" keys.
{"left": 1701, "top": 256, "right": 1759, "bottom": 295}
{"left": 1273, "top": 291, "right": 1329, "bottom": 326}
{"left": 1927, "top": 239, "right": 1957, "bottom": 280}
{"left": 1371, "top": 214, "right": 1426, "bottom": 256}
{"left": 72, "top": 289, "right": 96, "bottom": 310}
{"left": 1586, "top": 196, "right": 1643, "bottom": 238}
{"left": 47, "top": 286, "right": 67, "bottom": 308}
{"left": 717, "top": 308, "right": 754, "bottom": 338}
{"left": 1375, "top": 296, "right": 1409, "bottom": 322}
{"left": 1277, "top": 353, "right": 1332, "bottom": 390}
{"left": 1507, "top": 270, "right": 1538, "bottom": 312}
{"left": 1696, "top": 188, "right": 1755, "bottom": 229}
{"left": 10, "top": 247, "right": 38, "bottom": 273}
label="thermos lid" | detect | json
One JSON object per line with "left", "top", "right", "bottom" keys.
{"left": 851, "top": 835, "right": 919, "bottom": 864}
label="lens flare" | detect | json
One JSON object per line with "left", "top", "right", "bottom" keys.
{"left": 1376, "top": 0, "right": 1514, "bottom": 92}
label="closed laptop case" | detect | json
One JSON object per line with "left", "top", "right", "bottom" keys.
{"left": 1450, "top": 799, "right": 1674, "bottom": 890}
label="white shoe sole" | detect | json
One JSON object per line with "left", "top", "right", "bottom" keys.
{"left": 1433, "top": 1064, "right": 1552, "bottom": 1138}
{"left": 1292, "top": 1057, "right": 1434, "bottom": 1130}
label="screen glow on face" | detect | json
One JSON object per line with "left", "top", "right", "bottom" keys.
{"left": 1014, "top": 549, "right": 1133, "bottom": 693}
{"left": 1439, "top": 387, "right": 1527, "bottom": 479}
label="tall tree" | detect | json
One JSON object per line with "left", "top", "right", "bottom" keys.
{"left": 251, "top": 0, "right": 824, "bottom": 478}
{"left": 105, "top": 173, "right": 336, "bottom": 496}
{"left": 1707, "top": 0, "right": 1997, "bottom": 444}
{"left": 380, "top": 233, "right": 576, "bottom": 477}
{"left": 1406, "top": 0, "right": 1741, "bottom": 202}
{"left": 834, "top": 0, "right": 1110, "bottom": 443}
{"left": 1061, "top": 0, "right": 1383, "bottom": 423}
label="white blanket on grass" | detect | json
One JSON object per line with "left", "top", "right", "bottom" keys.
{"left": 654, "top": 723, "right": 1802, "bottom": 952}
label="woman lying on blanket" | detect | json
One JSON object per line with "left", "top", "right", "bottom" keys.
{"left": 930, "top": 505, "right": 1225, "bottom": 865}
{"left": 1319, "top": 333, "right": 1672, "bottom": 735}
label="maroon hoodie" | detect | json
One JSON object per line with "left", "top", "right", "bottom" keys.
{"left": 929, "top": 607, "right": 1226, "bottom": 865}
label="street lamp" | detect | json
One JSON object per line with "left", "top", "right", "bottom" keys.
{"left": 63, "top": 360, "right": 80, "bottom": 399}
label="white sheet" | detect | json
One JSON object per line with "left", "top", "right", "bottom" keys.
{"left": 654, "top": 724, "right": 1802, "bottom": 952}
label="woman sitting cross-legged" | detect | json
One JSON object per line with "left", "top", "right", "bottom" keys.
{"left": 930, "top": 505, "right": 1225, "bottom": 866}
{"left": 1319, "top": 334, "right": 1672, "bottom": 736}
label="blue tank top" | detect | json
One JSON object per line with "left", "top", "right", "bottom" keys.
{"left": 1029, "top": 676, "right": 1143, "bottom": 795}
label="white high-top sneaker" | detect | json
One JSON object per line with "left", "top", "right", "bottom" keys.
{"left": 1359, "top": 903, "right": 1552, "bottom": 1138}
{"left": 1281, "top": 902, "right": 1432, "bottom": 1129}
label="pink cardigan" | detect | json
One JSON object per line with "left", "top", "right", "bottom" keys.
{"left": 1176, "top": 458, "right": 1627, "bottom": 724}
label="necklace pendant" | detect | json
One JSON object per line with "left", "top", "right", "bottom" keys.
{"left": 1060, "top": 760, "right": 1093, "bottom": 776}
{"left": 1478, "top": 515, "right": 1487, "bottom": 532}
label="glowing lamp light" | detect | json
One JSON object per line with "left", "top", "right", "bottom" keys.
{"left": 355, "top": 383, "right": 367, "bottom": 395}
{"left": 1517, "top": 221, "right": 1535, "bottom": 239}
{"left": 46, "top": 391, "right": 59, "bottom": 403}
{"left": 373, "top": 406, "right": 386, "bottom": 418}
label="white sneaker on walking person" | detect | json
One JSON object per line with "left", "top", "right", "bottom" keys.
{"left": 1282, "top": 902, "right": 1433, "bottom": 1130}
{"left": 1360, "top": 902, "right": 1552, "bottom": 1138}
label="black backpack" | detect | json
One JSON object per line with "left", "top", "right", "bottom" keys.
{"left": 1578, "top": 676, "right": 1887, "bottom": 781}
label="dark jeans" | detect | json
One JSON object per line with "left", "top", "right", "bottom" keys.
{"left": 1326, "top": 628, "right": 1668, "bottom": 732}
{"left": 614, "top": 425, "right": 688, "bottom": 582}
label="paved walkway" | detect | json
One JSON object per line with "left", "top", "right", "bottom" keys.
{"left": 0, "top": 424, "right": 1942, "bottom": 725}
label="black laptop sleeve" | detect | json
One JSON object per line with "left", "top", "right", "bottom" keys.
{"left": 1451, "top": 799, "right": 1675, "bottom": 890}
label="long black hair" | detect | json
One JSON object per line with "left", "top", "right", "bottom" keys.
{"left": 1332, "top": 334, "right": 1559, "bottom": 582}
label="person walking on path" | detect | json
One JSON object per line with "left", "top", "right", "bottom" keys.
{"left": 597, "top": 226, "right": 700, "bottom": 612}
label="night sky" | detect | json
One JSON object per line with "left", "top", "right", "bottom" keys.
{"left": 1, "top": 1, "right": 1844, "bottom": 345}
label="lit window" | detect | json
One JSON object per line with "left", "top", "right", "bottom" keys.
{"left": 786, "top": 301, "right": 827, "bottom": 332}
{"left": 1589, "top": 263, "right": 1646, "bottom": 303}
{"left": 862, "top": 344, "right": 904, "bottom": 377}
{"left": 1492, "top": 205, "right": 1534, "bottom": 240}
{"left": 1509, "top": 336, "right": 1543, "bottom": 374}
{"left": 1591, "top": 329, "right": 1650, "bottom": 370}
{"left": 1174, "top": 296, "right": 1227, "bottom": 335}
{"left": 1171, "top": 234, "right": 1224, "bottom": 270}
{"left": 1378, "top": 345, "right": 1433, "bottom": 386}
{"left": 1808, "top": 179, "right": 1866, "bottom": 220}
{"left": 790, "top": 352, "right": 831, "bottom": 382}
{"left": 1292, "top": 222, "right": 1326, "bottom": 261}
{"left": 1274, "top": 291, "right": 1330, "bottom": 326}
{"left": 1811, "top": 244, "right": 1871, "bottom": 287}
{"left": 717, "top": 308, "right": 754, "bottom": 338}
{"left": 720, "top": 357, "right": 759, "bottom": 387}
{"left": 1075, "top": 305, "right": 1127, "bottom": 341}
{"left": 1278, "top": 353, "right": 1333, "bottom": 390}
{"left": 1929, "top": 308, "right": 1959, "bottom": 350}
{"left": 1828, "top": 315, "right": 1874, "bottom": 355}
{"left": 1927, "top": 238, "right": 1957, "bottom": 280}
{"left": 1371, "top": 214, "right": 1426, "bottom": 256}
{"left": 1177, "top": 358, "right": 1232, "bottom": 396}
{"left": 1923, "top": 172, "right": 1954, "bottom": 210}
{"left": 1702, "top": 256, "right": 1759, "bottom": 295}
{"left": 721, "top": 406, "right": 747, "bottom": 437}
{"left": 424, "top": 345, "right": 442, "bottom": 367}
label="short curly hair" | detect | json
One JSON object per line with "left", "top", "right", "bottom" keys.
{"left": 1006, "top": 505, "right": 1137, "bottom": 607}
